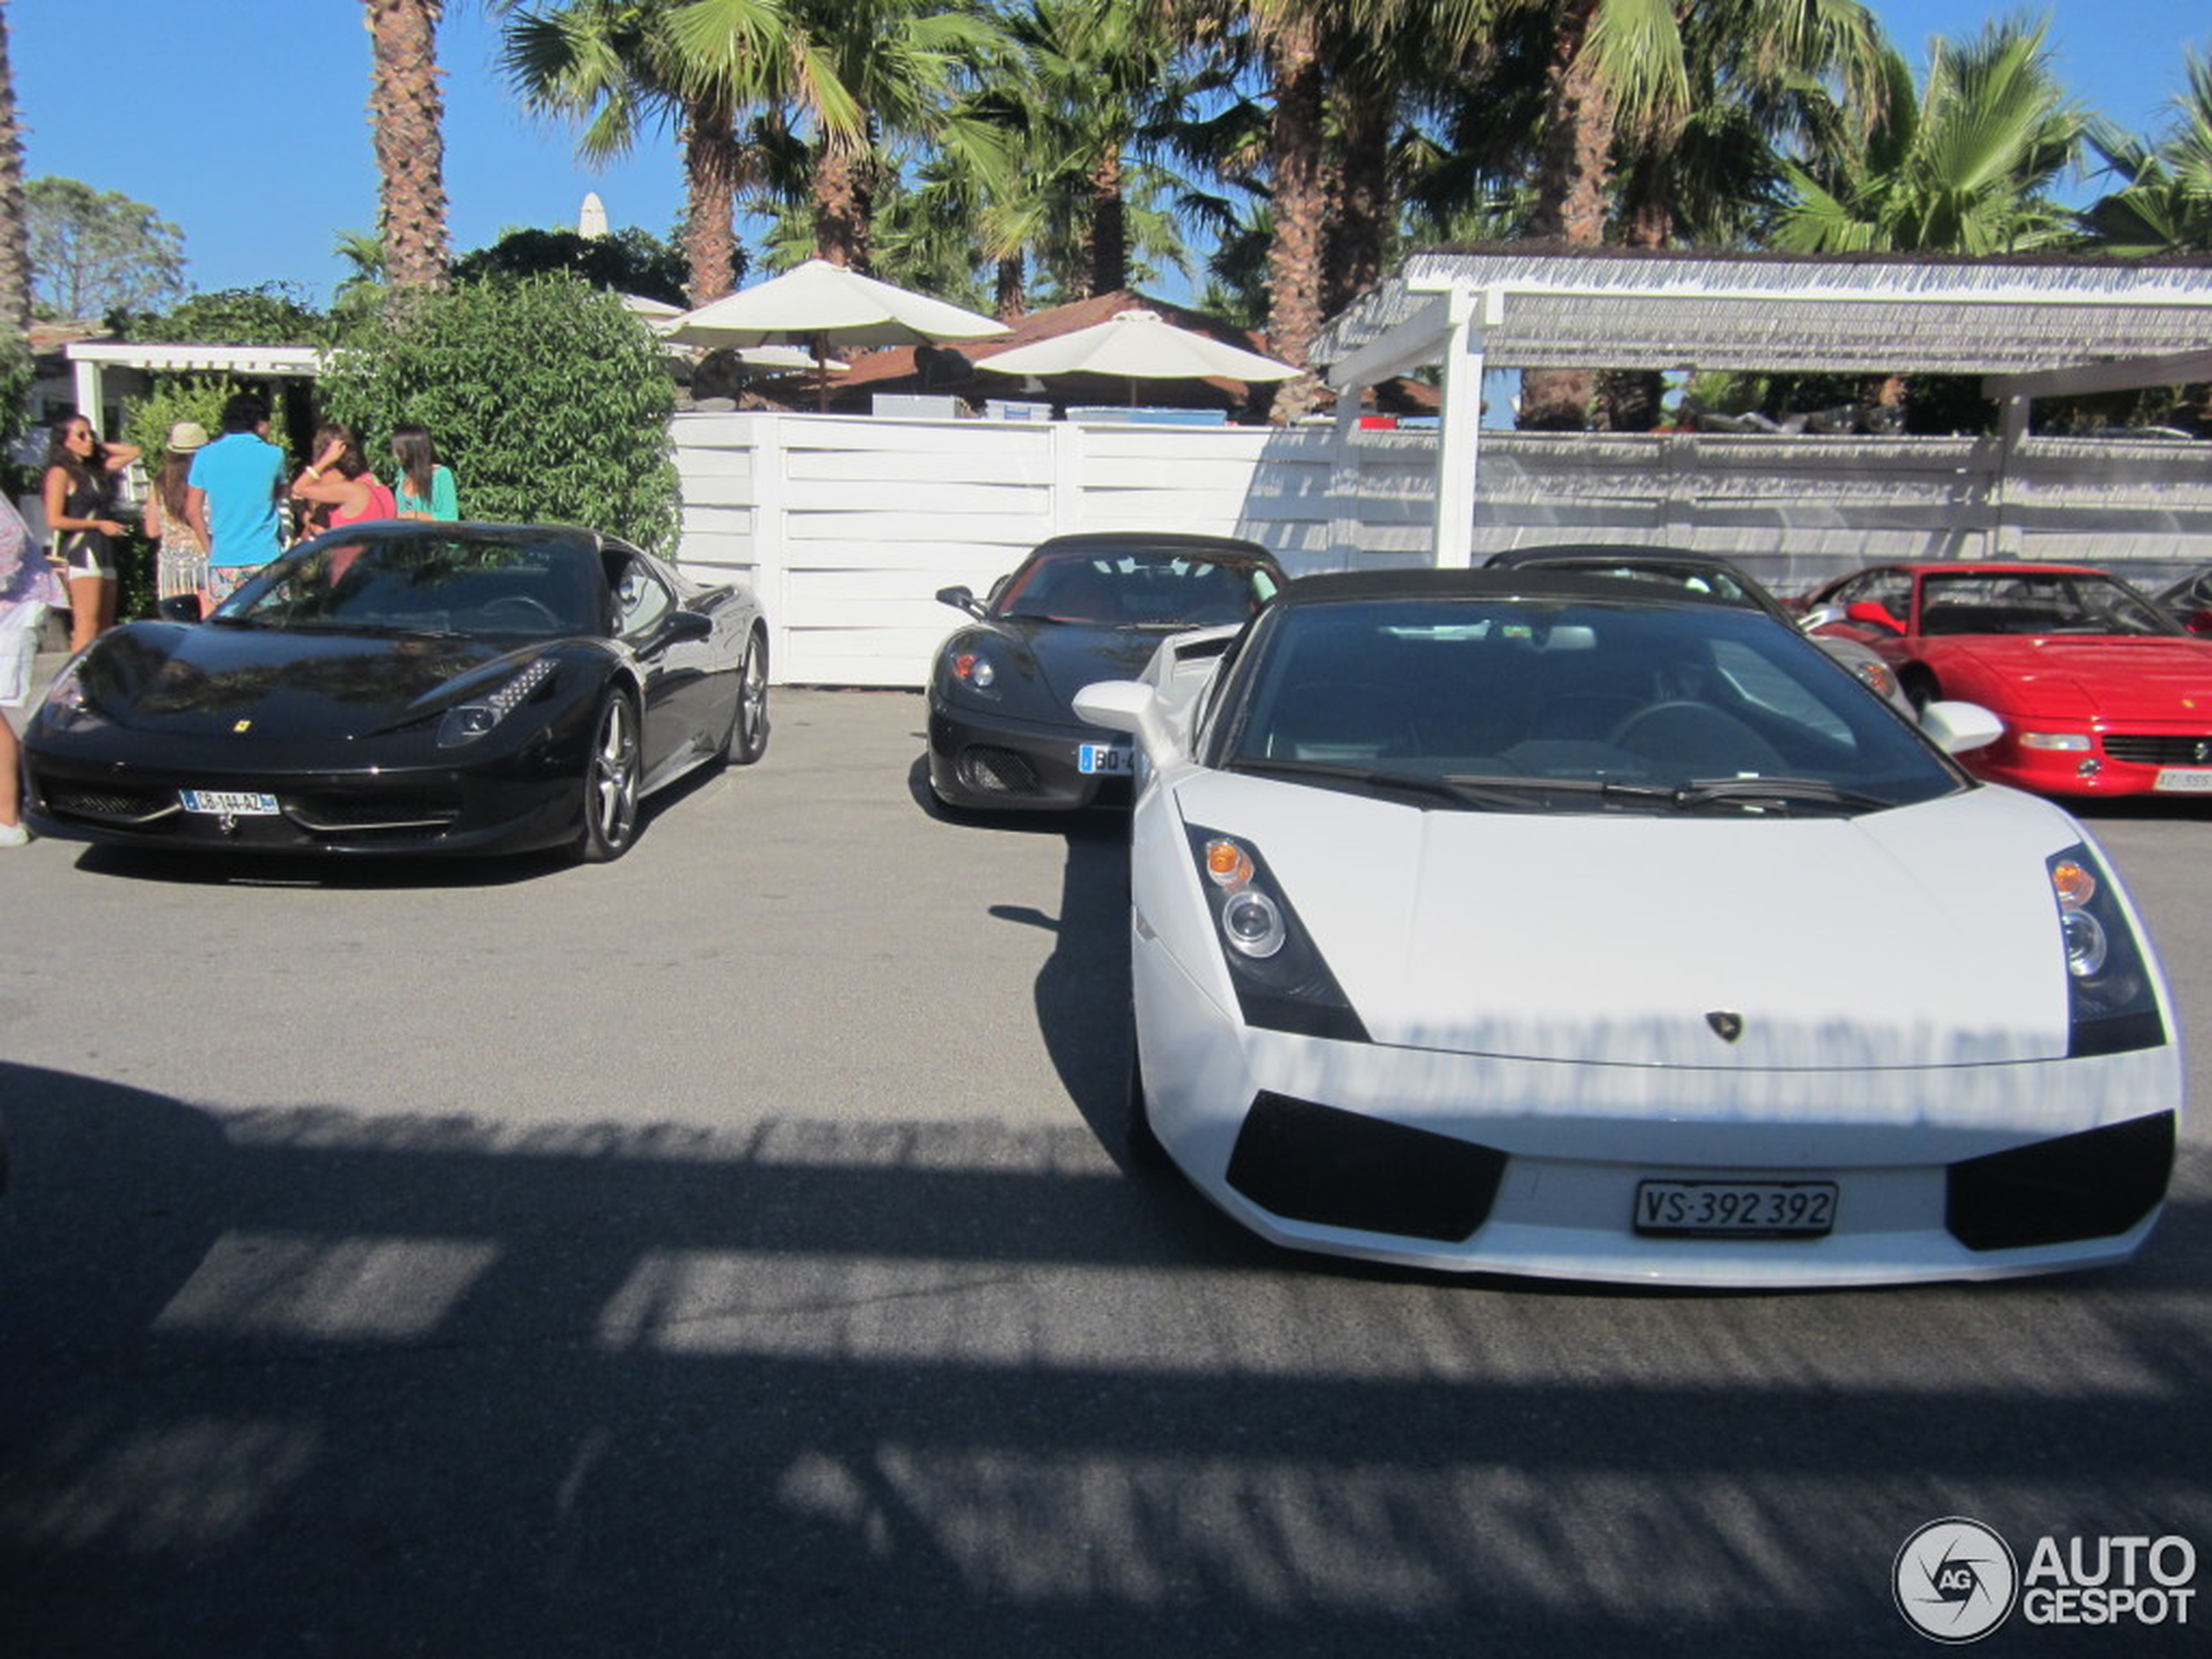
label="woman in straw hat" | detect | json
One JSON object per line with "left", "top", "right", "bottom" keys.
{"left": 143, "top": 420, "right": 212, "bottom": 617}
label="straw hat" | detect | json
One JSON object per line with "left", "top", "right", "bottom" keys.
{"left": 166, "top": 420, "right": 210, "bottom": 452}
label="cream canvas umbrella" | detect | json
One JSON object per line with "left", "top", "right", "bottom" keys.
{"left": 978, "top": 307, "right": 1298, "bottom": 404}
{"left": 668, "top": 259, "right": 1009, "bottom": 408}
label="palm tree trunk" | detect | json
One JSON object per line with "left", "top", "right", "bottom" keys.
{"left": 1521, "top": 0, "right": 1614, "bottom": 429}
{"left": 681, "top": 100, "right": 743, "bottom": 307}
{"left": 813, "top": 146, "right": 872, "bottom": 273}
{"left": 0, "top": 3, "right": 28, "bottom": 336}
{"left": 995, "top": 254, "right": 1026, "bottom": 321}
{"left": 1263, "top": 11, "right": 1329, "bottom": 423}
{"left": 1328, "top": 85, "right": 1389, "bottom": 319}
{"left": 1085, "top": 148, "right": 1127, "bottom": 300}
{"left": 364, "top": 0, "right": 448, "bottom": 292}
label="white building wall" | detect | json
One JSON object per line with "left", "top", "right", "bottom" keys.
{"left": 671, "top": 411, "right": 2212, "bottom": 687}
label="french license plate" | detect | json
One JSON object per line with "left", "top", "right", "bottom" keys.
{"left": 1634, "top": 1179, "right": 1838, "bottom": 1238}
{"left": 2152, "top": 767, "right": 2212, "bottom": 794}
{"left": 1077, "top": 742, "right": 1133, "bottom": 776}
{"left": 179, "top": 789, "right": 280, "bottom": 816}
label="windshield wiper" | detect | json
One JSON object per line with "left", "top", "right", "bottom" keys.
{"left": 1231, "top": 757, "right": 1535, "bottom": 809}
{"left": 1669, "top": 776, "right": 1893, "bottom": 814}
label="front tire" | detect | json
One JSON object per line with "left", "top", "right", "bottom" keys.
{"left": 577, "top": 690, "right": 641, "bottom": 863}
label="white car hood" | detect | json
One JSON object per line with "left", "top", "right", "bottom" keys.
{"left": 1168, "top": 772, "right": 2085, "bottom": 1069}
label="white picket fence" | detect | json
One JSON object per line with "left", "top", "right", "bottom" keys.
{"left": 671, "top": 411, "right": 2212, "bottom": 687}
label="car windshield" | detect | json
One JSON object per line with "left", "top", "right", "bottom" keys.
{"left": 211, "top": 533, "right": 601, "bottom": 639}
{"left": 995, "top": 547, "right": 1277, "bottom": 627}
{"left": 1917, "top": 571, "right": 2181, "bottom": 637}
{"left": 1214, "top": 595, "right": 1961, "bottom": 814}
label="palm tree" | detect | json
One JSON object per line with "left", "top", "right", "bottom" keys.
{"left": 0, "top": 1, "right": 28, "bottom": 339}
{"left": 1161, "top": 0, "right": 1337, "bottom": 419}
{"left": 2080, "top": 46, "right": 2212, "bottom": 255}
{"left": 771, "top": 0, "right": 1006, "bottom": 273}
{"left": 502, "top": 0, "right": 860, "bottom": 305}
{"left": 1501, "top": 0, "right": 1887, "bottom": 426}
{"left": 365, "top": 0, "right": 451, "bottom": 290}
{"left": 1770, "top": 18, "right": 2084, "bottom": 255}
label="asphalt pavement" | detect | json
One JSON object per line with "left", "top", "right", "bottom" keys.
{"left": 1, "top": 684, "right": 2206, "bottom": 1658}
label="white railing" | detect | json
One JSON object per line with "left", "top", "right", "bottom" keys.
{"left": 671, "top": 412, "right": 2212, "bottom": 687}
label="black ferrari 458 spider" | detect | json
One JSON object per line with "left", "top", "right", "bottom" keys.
{"left": 23, "top": 522, "right": 768, "bottom": 862}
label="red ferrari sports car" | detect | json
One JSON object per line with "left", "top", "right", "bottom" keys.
{"left": 1804, "top": 561, "right": 2212, "bottom": 797}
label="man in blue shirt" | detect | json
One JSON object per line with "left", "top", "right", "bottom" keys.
{"left": 186, "top": 393, "right": 286, "bottom": 604}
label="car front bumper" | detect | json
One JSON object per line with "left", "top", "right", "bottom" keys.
{"left": 927, "top": 698, "right": 1135, "bottom": 812}
{"left": 23, "top": 734, "right": 583, "bottom": 857}
{"left": 1968, "top": 725, "right": 2212, "bottom": 798}
{"left": 1134, "top": 934, "right": 2179, "bottom": 1288}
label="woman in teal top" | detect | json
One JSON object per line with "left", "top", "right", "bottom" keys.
{"left": 390, "top": 424, "right": 460, "bottom": 521}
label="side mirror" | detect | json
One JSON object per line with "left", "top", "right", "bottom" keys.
{"left": 656, "top": 610, "right": 713, "bottom": 646}
{"left": 1920, "top": 700, "right": 2004, "bottom": 756}
{"left": 1073, "top": 678, "right": 1176, "bottom": 769}
{"left": 2187, "top": 608, "right": 2212, "bottom": 637}
{"left": 1844, "top": 600, "right": 1905, "bottom": 634}
{"left": 1798, "top": 604, "right": 1843, "bottom": 632}
{"left": 936, "top": 584, "right": 984, "bottom": 618}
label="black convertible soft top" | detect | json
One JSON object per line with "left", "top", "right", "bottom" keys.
{"left": 1278, "top": 566, "right": 1740, "bottom": 610}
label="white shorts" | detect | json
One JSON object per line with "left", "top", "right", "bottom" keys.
{"left": 0, "top": 617, "right": 38, "bottom": 708}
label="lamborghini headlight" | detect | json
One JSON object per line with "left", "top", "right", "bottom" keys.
{"left": 1189, "top": 826, "right": 1365, "bottom": 1040}
{"left": 438, "top": 658, "right": 557, "bottom": 747}
{"left": 2048, "top": 846, "right": 2163, "bottom": 1055}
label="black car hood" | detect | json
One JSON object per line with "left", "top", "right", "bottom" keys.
{"left": 994, "top": 618, "right": 1175, "bottom": 710}
{"left": 69, "top": 621, "right": 561, "bottom": 740}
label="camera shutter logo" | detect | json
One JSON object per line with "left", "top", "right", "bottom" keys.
{"left": 1895, "top": 1517, "right": 2020, "bottom": 1642}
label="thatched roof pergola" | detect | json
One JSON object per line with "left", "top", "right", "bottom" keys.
{"left": 1312, "top": 246, "right": 2212, "bottom": 565}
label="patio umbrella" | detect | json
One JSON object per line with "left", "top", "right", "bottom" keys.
{"left": 668, "top": 259, "right": 1009, "bottom": 408}
{"left": 977, "top": 307, "right": 1298, "bottom": 405}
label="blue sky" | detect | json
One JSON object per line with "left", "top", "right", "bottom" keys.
{"left": 12, "top": 2, "right": 2207, "bottom": 309}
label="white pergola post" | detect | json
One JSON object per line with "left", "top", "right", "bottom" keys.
{"left": 71, "top": 357, "right": 103, "bottom": 432}
{"left": 1427, "top": 286, "right": 1487, "bottom": 569}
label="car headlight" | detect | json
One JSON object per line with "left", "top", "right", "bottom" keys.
{"left": 1188, "top": 826, "right": 1366, "bottom": 1041}
{"left": 437, "top": 658, "right": 557, "bottom": 747}
{"left": 2048, "top": 846, "right": 2164, "bottom": 1056}
{"left": 941, "top": 641, "right": 1002, "bottom": 703}
{"left": 31, "top": 662, "right": 105, "bottom": 732}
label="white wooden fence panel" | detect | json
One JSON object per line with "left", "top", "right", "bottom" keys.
{"left": 670, "top": 411, "right": 2212, "bottom": 687}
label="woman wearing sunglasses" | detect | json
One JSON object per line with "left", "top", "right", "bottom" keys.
{"left": 42, "top": 415, "right": 139, "bottom": 653}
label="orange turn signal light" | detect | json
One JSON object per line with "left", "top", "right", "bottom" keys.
{"left": 1205, "top": 838, "right": 1254, "bottom": 888}
{"left": 2051, "top": 859, "right": 2096, "bottom": 910}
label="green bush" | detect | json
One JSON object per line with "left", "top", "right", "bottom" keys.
{"left": 320, "top": 276, "right": 679, "bottom": 553}
{"left": 123, "top": 376, "right": 293, "bottom": 467}
{"left": 123, "top": 282, "right": 328, "bottom": 347}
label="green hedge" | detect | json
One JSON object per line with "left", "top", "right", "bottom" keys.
{"left": 320, "top": 276, "right": 679, "bottom": 553}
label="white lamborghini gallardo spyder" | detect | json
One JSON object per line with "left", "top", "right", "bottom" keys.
{"left": 1073, "top": 569, "right": 2180, "bottom": 1287}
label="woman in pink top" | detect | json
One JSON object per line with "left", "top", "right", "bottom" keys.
{"left": 290, "top": 424, "right": 397, "bottom": 538}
